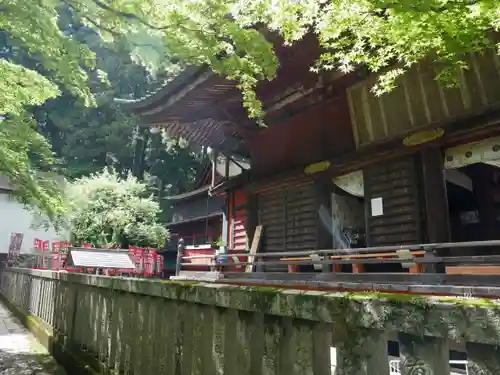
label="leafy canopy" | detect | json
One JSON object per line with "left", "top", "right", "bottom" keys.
{"left": 1, "top": 1, "right": 198, "bottom": 222}
{"left": 4, "top": 0, "right": 500, "bottom": 220}
{"left": 66, "top": 169, "right": 168, "bottom": 248}
{"left": 49, "top": 0, "right": 500, "bottom": 115}
{"left": 0, "top": 114, "right": 64, "bottom": 220}
{"left": 5, "top": 0, "right": 500, "bottom": 126}
{"left": 232, "top": 0, "right": 500, "bottom": 94}
{"left": 31, "top": 10, "right": 206, "bottom": 196}
{"left": 1, "top": 0, "right": 96, "bottom": 221}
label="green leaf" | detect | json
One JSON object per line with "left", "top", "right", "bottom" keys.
{"left": 0, "top": 61, "right": 60, "bottom": 115}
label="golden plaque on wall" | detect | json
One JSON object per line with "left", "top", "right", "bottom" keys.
{"left": 304, "top": 160, "right": 331, "bottom": 174}
{"left": 402, "top": 128, "right": 444, "bottom": 147}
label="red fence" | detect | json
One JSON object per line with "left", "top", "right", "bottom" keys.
{"left": 182, "top": 246, "right": 248, "bottom": 272}
{"left": 31, "top": 239, "right": 163, "bottom": 277}
{"left": 175, "top": 231, "right": 220, "bottom": 246}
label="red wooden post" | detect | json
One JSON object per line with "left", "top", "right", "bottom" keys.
{"left": 352, "top": 263, "right": 365, "bottom": 273}
{"left": 288, "top": 264, "right": 299, "bottom": 273}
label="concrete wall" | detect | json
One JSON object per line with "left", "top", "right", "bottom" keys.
{"left": 0, "top": 193, "right": 67, "bottom": 254}
{"left": 2, "top": 268, "right": 500, "bottom": 374}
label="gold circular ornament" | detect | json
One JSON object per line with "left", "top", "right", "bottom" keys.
{"left": 304, "top": 160, "right": 331, "bottom": 174}
{"left": 402, "top": 128, "right": 444, "bottom": 147}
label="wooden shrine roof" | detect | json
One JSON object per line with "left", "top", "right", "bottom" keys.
{"left": 116, "top": 34, "right": 322, "bottom": 158}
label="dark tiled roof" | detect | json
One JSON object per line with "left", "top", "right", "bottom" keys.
{"left": 166, "top": 212, "right": 223, "bottom": 227}
{"left": 165, "top": 185, "right": 210, "bottom": 201}
{"left": 113, "top": 66, "right": 206, "bottom": 109}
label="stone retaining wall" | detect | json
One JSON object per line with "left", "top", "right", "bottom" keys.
{"left": 2, "top": 268, "right": 500, "bottom": 374}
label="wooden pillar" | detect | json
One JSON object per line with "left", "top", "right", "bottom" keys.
{"left": 288, "top": 264, "right": 299, "bottom": 273}
{"left": 220, "top": 195, "right": 229, "bottom": 250}
{"left": 352, "top": 263, "right": 365, "bottom": 273}
{"left": 247, "top": 193, "right": 263, "bottom": 271}
{"left": 175, "top": 238, "right": 185, "bottom": 276}
{"left": 315, "top": 180, "right": 334, "bottom": 273}
{"left": 421, "top": 147, "right": 451, "bottom": 244}
{"left": 247, "top": 193, "right": 258, "bottom": 247}
{"left": 315, "top": 180, "right": 333, "bottom": 249}
{"left": 421, "top": 147, "right": 450, "bottom": 272}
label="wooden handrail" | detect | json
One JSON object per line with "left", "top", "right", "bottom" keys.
{"left": 175, "top": 239, "right": 500, "bottom": 277}
{"left": 280, "top": 251, "right": 426, "bottom": 262}
{"left": 181, "top": 239, "right": 500, "bottom": 260}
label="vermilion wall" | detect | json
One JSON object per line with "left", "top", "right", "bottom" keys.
{"left": 227, "top": 189, "right": 249, "bottom": 252}
{"left": 247, "top": 94, "right": 355, "bottom": 177}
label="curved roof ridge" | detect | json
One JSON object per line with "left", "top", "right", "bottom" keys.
{"left": 164, "top": 184, "right": 210, "bottom": 201}
{"left": 113, "top": 66, "right": 208, "bottom": 110}
{"left": 113, "top": 79, "right": 171, "bottom": 104}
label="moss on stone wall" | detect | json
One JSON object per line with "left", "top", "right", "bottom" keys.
{"left": 5, "top": 268, "right": 500, "bottom": 348}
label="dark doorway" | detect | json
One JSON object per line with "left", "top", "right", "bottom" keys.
{"left": 446, "top": 163, "right": 500, "bottom": 255}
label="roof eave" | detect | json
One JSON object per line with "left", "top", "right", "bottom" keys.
{"left": 113, "top": 66, "right": 211, "bottom": 113}
{"left": 164, "top": 185, "right": 211, "bottom": 201}
{"left": 166, "top": 212, "right": 223, "bottom": 227}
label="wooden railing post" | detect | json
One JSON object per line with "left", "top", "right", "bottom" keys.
{"left": 422, "top": 247, "right": 443, "bottom": 273}
{"left": 175, "top": 238, "right": 185, "bottom": 276}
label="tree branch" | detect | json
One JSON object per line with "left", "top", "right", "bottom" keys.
{"left": 90, "top": 0, "right": 170, "bottom": 30}
{"left": 82, "top": 14, "right": 158, "bottom": 48}
{"left": 82, "top": 14, "right": 121, "bottom": 36}
{"left": 87, "top": 0, "right": 202, "bottom": 35}
{"left": 62, "top": 0, "right": 158, "bottom": 48}
{"left": 378, "top": 0, "right": 479, "bottom": 13}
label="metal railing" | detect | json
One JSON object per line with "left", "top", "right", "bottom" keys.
{"left": 175, "top": 239, "right": 500, "bottom": 272}
{"left": 172, "top": 239, "right": 500, "bottom": 295}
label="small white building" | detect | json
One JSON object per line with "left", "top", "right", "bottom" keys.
{"left": 0, "top": 176, "right": 68, "bottom": 254}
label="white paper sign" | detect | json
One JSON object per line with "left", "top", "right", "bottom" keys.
{"left": 371, "top": 197, "right": 383, "bottom": 217}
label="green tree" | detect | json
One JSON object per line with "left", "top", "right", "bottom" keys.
{"left": 1, "top": 1, "right": 96, "bottom": 221}
{"left": 6, "top": 0, "right": 499, "bottom": 222}
{"left": 2, "top": 4, "right": 204, "bottom": 221}
{"left": 146, "top": 131, "right": 207, "bottom": 197}
{"left": 35, "top": 10, "right": 205, "bottom": 192}
{"left": 48, "top": 0, "right": 500, "bottom": 116}
{"left": 66, "top": 169, "right": 168, "bottom": 248}
{"left": 0, "top": 115, "right": 64, "bottom": 221}
{"left": 6, "top": 0, "right": 500, "bottom": 126}
{"left": 33, "top": 11, "right": 173, "bottom": 180}
{"left": 232, "top": 0, "right": 500, "bottom": 95}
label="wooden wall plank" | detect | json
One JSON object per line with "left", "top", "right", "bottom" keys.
{"left": 364, "top": 156, "right": 423, "bottom": 247}
{"left": 347, "top": 51, "right": 500, "bottom": 147}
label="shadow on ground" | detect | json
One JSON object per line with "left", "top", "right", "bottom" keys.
{"left": 0, "top": 299, "right": 67, "bottom": 375}
{"left": 0, "top": 347, "right": 66, "bottom": 375}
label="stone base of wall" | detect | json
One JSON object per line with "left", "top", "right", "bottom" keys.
{"left": 3, "top": 268, "right": 500, "bottom": 375}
